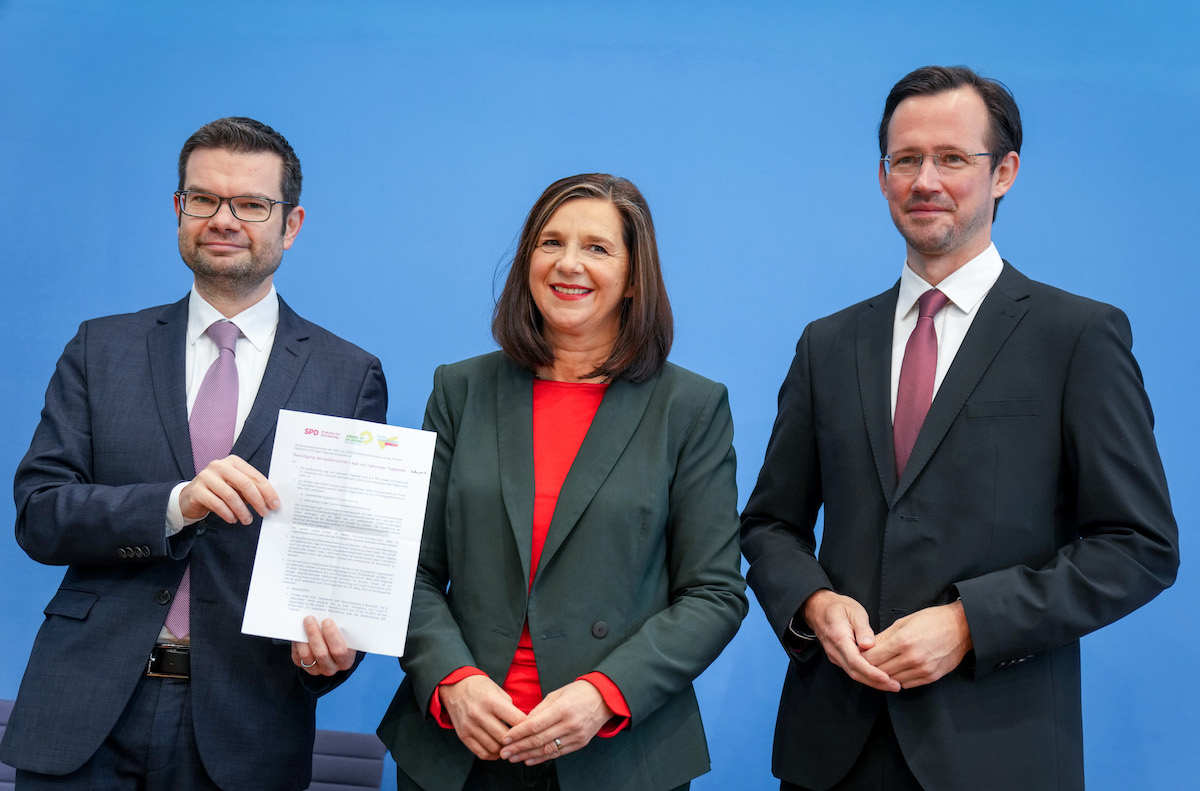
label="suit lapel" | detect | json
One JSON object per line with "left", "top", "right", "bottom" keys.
{"left": 233, "top": 298, "right": 310, "bottom": 462}
{"left": 857, "top": 285, "right": 901, "bottom": 501}
{"left": 496, "top": 359, "right": 536, "bottom": 584}
{"left": 149, "top": 296, "right": 194, "bottom": 478}
{"left": 892, "top": 263, "right": 1031, "bottom": 503}
{"left": 536, "top": 370, "right": 658, "bottom": 577}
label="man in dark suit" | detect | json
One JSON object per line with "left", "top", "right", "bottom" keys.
{"left": 741, "top": 66, "right": 1179, "bottom": 791}
{"left": 1, "top": 117, "right": 387, "bottom": 790}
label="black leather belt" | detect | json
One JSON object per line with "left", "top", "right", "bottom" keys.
{"left": 146, "top": 643, "right": 190, "bottom": 679}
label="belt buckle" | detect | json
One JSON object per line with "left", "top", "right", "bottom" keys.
{"left": 146, "top": 643, "right": 190, "bottom": 679}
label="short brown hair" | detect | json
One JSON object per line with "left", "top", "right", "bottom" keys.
{"left": 178, "top": 117, "right": 302, "bottom": 215}
{"left": 879, "top": 66, "right": 1022, "bottom": 219}
{"left": 492, "top": 174, "right": 673, "bottom": 382}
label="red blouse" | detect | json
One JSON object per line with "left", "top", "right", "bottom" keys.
{"left": 430, "top": 379, "right": 631, "bottom": 735}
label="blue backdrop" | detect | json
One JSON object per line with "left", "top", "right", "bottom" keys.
{"left": 1, "top": 2, "right": 1195, "bottom": 788}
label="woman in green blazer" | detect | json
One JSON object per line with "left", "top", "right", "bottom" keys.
{"left": 378, "top": 174, "right": 747, "bottom": 791}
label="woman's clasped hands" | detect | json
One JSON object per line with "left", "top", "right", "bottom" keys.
{"left": 440, "top": 675, "right": 614, "bottom": 766}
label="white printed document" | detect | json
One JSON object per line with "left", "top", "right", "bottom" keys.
{"left": 242, "top": 409, "right": 436, "bottom": 657}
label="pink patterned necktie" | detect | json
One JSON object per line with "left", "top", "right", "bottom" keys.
{"left": 164, "top": 320, "right": 240, "bottom": 640}
{"left": 893, "top": 289, "right": 950, "bottom": 477}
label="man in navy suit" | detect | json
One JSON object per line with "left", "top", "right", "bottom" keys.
{"left": 741, "top": 66, "right": 1179, "bottom": 790}
{"left": 1, "top": 117, "right": 387, "bottom": 790}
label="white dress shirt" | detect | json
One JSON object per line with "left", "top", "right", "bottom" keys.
{"left": 889, "top": 244, "right": 1004, "bottom": 420}
{"left": 165, "top": 285, "right": 280, "bottom": 533}
{"left": 160, "top": 286, "right": 279, "bottom": 643}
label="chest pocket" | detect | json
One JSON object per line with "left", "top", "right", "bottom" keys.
{"left": 965, "top": 399, "right": 1042, "bottom": 419}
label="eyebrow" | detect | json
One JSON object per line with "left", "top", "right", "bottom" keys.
{"left": 183, "top": 185, "right": 276, "bottom": 198}
{"left": 888, "top": 146, "right": 973, "bottom": 155}
{"left": 538, "top": 227, "right": 620, "bottom": 248}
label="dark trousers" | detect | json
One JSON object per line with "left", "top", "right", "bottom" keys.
{"left": 464, "top": 759, "right": 559, "bottom": 791}
{"left": 398, "top": 759, "right": 691, "bottom": 791}
{"left": 16, "top": 675, "right": 220, "bottom": 791}
{"left": 781, "top": 706, "right": 923, "bottom": 791}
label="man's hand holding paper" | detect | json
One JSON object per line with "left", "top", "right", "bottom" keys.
{"left": 243, "top": 409, "right": 436, "bottom": 658}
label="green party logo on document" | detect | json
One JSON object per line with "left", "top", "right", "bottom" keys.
{"left": 344, "top": 430, "right": 373, "bottom": 446}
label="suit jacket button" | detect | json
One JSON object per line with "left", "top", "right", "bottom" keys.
{"left": 117, "top": 548, "right": 128, "bottom": 559}
{"left": 155, "top": 589, "right": 171, "bottom": 605}
{"left": 591, "top": 621, "right": 609, "bottom": 639}
{"left": 142, "top": 545, "right": 151, "bottom": 555}
{"left": 196, "top": 525, "right": 206, "bottom": 536}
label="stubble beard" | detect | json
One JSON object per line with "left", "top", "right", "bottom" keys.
{"left": 899, "top": 214, "right": 957, "bottom": 258}
{"left": 895, "top": 201, "right": 991, "bottom": 262}
{"left": 180, "top": 233, "right": 283, "bottom": 303}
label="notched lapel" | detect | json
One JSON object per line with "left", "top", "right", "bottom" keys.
{"left": 893, "top": 264, "right": 1031, "bottom": 503}
{"left": 233, "top": 303, "right": 310, "bottom": 463}
{"left": 857, "top": 287, "right": 901, "bottom": 500}
{"left": 149, "top": 298, "right": 193, "bottom": 478}
{"left": 536, "top": 372, "right": 658, "bottom": 578}
{"left": 496, "top": 361, "right": 536, "bottom": 584}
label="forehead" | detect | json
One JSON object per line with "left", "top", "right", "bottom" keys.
{"left": 886, "top": 87, "right": 990, "bottom": 152}
{"left": 183, "top": 147, "right": 285, "bottom": 196}
{"left": 544, "top": 198, "right": 623, "bottom": 235}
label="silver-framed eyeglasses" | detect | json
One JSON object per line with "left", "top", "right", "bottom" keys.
{"left": 881, "top": 151, "right": 995, "bottom": 177}
{"left": 174, "top": 190, "right": 293, "bottom": 222}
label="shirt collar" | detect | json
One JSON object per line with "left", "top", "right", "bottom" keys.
{"left": 898, "top": 243, "right": 1004, "bottom": 317}
{"left": 186, "top": 285, "right": 280, "bottom": 351}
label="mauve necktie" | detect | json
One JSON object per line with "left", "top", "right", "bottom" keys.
{"left": 164, "top": 320, "right": 240, "bottom": 640}
{"left": 893, "top": 289, "right": 949, "bottom": 478}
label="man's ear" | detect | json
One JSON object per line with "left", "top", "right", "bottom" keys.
{"left": 282, "top": 205, "right": 305, "bottom": 249}
{"left": 991, "top": 151, "right": 1020, "bottom": 200}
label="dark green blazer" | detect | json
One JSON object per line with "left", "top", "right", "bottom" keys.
{"left": 379, "top": 352, "right": 747, "bottom": 791}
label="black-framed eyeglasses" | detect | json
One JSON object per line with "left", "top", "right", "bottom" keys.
{"left": 881, "top": 151, "right": 995, "bottom": 177}
{"left": 174, "top": 190, "right": 292, "bottom": 222}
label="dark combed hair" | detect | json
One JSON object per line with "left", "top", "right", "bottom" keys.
{"left": 492, "top": 173, "right": 673, "bottom": 382}
{"left": 177, "top": 117, "right": 302, "bottom": 211}
{"left": 878, "top": 65, "right": 1022, "bottom": 219}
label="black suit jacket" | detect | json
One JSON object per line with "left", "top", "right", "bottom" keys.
{"left": 1, "top": 294, "right": 387, "bottom": 791}
{"left": 378, "top": 352, "right": 747, "bottom": 791}
{"left": 741, "top": 263, "right": 1178, "bottom": 791}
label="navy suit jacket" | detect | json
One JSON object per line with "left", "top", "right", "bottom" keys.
{"left": 741, "top": 263, "right": 1178, "bottom": 791}
{"left": 378, "top": 352, "right": 747, "bottom": 791}
{"left": 1, "top": 294, "right": 387, "bottom": 791}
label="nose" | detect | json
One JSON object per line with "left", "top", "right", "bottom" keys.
{"left": 554, "top": 244, "right": 585, "bottom": 273}
{"left": 207, "top": 198, "right": 242, "bottom": 230}
{"left": 910, "top": 156, "right": 943, "bottom": 192}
